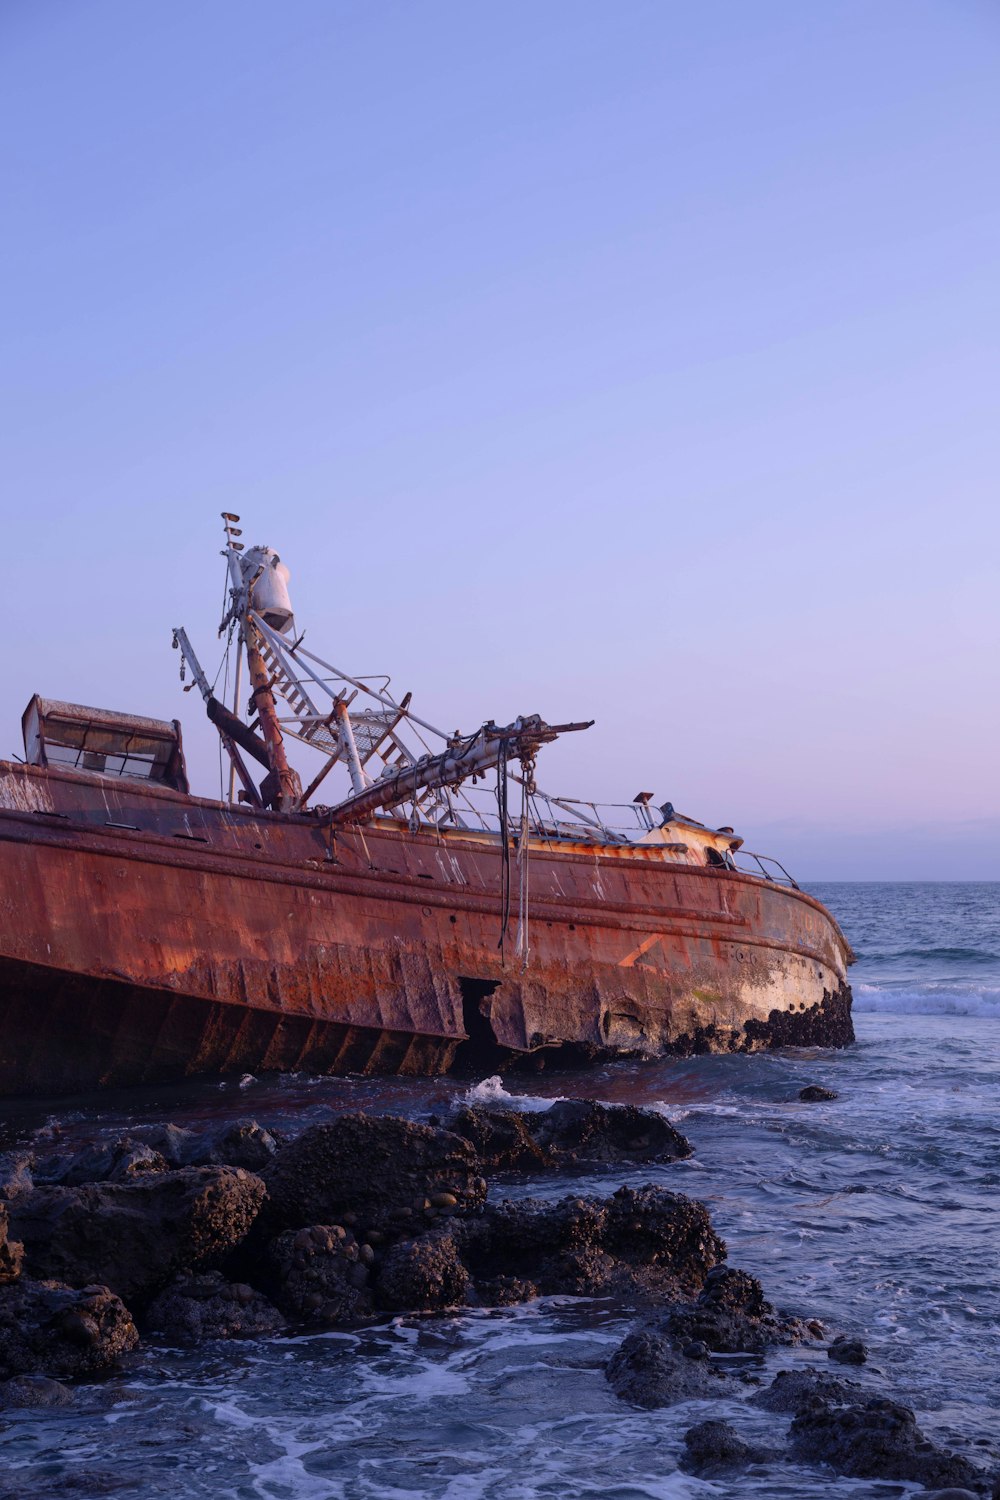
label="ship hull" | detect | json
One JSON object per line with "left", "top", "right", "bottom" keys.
{"left": 0, "top": 763, "right": 853, "bottom": 1097}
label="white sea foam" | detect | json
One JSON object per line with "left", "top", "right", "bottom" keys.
{"left": 462, "top": 1075, "right": 565, "bottom": 1113}
{"left": 854, "top": 984, "right": 1000, "bottom": 1017}
{"left": 462, "top": 1073, "right": 683, "bottom": 1121}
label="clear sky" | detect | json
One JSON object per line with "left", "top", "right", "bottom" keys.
{"left": 4, "top": 1, "right": 999, "bottom": 879}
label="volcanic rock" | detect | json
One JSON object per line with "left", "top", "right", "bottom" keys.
{"left": 34, "top": 1119, "right": 282, "bottom": 1185}
{"left": 681, "top": 1418, "right": 776, "bottom": 1475}
{"left": 828, "top": 1334, "right": 868, "bottom": 1364}
{"left": 605, "top": 1330, "right": 725, "bottom": 1408}
{"left": 0, "top": 1152, "right": 35, "bottom": 1201}
{"left": 0, "top": 1374, "right": 74, "bottom": 1407}
{"left": 667, "top": 1264, "right": 818, "bottom": 1352}
{"left": 260, "top": 1114, "right": 485, "bottom": 1237}
{"left": 449, "top": 1099, "right": 691, "bottom": 1172}
{"left": 0, "top": 1279, "right": 138, "bottom": 1380}
{"left": 267, "top": 1224, "right": 373, "bottom": 1324}
{"left": 144, "top": 1270, "right": 285, "bottom": 1343}
{"left": 799, "top": 1085, "right": 838, "bottom": 1102}
{"left": 10, "top": 1166, "right": 266, "bottom": 1304}
{"left": 35, "top": 1139, "right": 169, "bottom": 1187}
{"left": 202, "top": 1120, "right": 282, "bottom": 1171}
{"left": 789, "top": 1397, "right": 986, "bottom": 1489}
{"left": 377, "top": 1233, "right": 471, "bottom": 1312}
{"left": 457, "top": 1185, "right": 724, "bottom": 1304}
{"left": 750, "top": 1366, "right": 866, "bottom": 1413}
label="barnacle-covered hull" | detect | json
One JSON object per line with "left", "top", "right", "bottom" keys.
{"left": 0, "top": 762, "right": 853, "bottom": 1097}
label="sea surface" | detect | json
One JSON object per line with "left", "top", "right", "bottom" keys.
{"left": 1, "top": 882, "right": 998, "bottom": 1499}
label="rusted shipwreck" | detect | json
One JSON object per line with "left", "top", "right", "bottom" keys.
{"left": 0, "top": 517, "right": 854, "bottom": 1096}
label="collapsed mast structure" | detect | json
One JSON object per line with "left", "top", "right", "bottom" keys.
{"left": 172, "top": 514, "right": 591, "bottom": 838}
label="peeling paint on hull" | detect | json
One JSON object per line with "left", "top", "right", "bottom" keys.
{"left": 0, "top": 763, "right": 854, "bottom": 1097}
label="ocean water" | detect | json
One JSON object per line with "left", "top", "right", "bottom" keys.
{"left": 1, "top": 882, "right": 998, "bottom": 1500}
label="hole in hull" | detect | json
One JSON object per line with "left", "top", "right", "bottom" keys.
{"left": 454, "top": 976, "right": 504, "bottom": 1072}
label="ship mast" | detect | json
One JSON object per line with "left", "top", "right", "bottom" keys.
{"left": 243, "top": 631, "right": 301, "bottom": 811}
{"left": 172, "top": 514, "right": 591, "bottom": 823}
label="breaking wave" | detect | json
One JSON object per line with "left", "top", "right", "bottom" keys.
{"left": 854, "top": 983, "right": 1000, "bottom": 1017}
{"left": 462, "top": 1075, "right": 564, "bottom": 1113}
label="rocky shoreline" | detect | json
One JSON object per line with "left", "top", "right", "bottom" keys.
{"left": 0, "top": 1095, "right": 996, "bottom": 1497}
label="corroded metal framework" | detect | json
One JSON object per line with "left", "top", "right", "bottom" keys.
{"left": 172, "top": 516, "right": 594, "bottom": 835}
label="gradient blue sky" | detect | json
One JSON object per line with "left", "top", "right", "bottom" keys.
{"left": 4, "top": 1, "right": 999, "bottom": 878}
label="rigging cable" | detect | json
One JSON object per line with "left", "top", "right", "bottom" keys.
{"left": 495, "top": 737, "right": 511, "bottom": 964}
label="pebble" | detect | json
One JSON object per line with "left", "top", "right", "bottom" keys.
{"left": 430, "top": 1192, "right": 458, "bottom": 1209}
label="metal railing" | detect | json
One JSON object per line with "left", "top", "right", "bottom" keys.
{"left": 730, "top": 851, "right": 799, "bottom": 888}
{"left": 369, "top": 783, "right": 800, "bottom": 888}
{"left": 417, "top": 782, "right": 659, "bottom": 843}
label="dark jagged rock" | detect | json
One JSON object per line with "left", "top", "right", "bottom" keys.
{"left": 106, "top": 1144, "right": 169, "bottom": 1180}
{"left": 751, "top": 1366, "right": 866, "bottom": 1413}
{"left": 457, "top": 1186, "right": 724, "bottom": 1304}
{"left": 828, "top": 1334, "right": 868, "bottom": 1364}
{"left": 475, "top": 1273, "right": 538, "bottom": 1306}
{"left": 0, "top": 1279, "right": 138, "bottom": 1379}
{"left": 34, "top": 1120, "right": 281, "bottom": 1186}
{"left": 252, "top": 1183, "right": 724, "bottom": 1325}
{"left": 449, "top": 1099, "right": 691, "bottom": 1173}
{"left": 681, "top": 1419, "right": 776, "bottom": 1475}
{"left": 0, "top": 1152, "right": 35, "bottom": 1202}
{"left": 789, "top": 1398, "right": 987, "bottom": 1490}
{"left": 0, "top": 1374, "right": 74, "bottom": 1407}
{"left": 35, "top": 1139, "right": 169, "bottom": 1187}
{"left": 204, "top": 1121, "right": 282, "bottom": 1172}
{"left": 799, "top": 1085, "right": 838, "bottom": 1101}
{"left": 667, "top": 1264, "right": 818, "bottom": 1352}
{"left": 0, "top": 1204, "right": 24, "bottom": 1284}
{"left": 602, "top": 1187, "right": 725, "bottom": 1289}
{"left": 10, "top": 1167, "right": 266, "bottom": 1304}
{"left": 605, "top": 1330, "right": 725, "bottom": 1408}
{"left": 144, "top": 1271, "right": 285, "bottom": 1343}
{"left": 446, "top": 1107, "right": 549, "bottom": 1173}
{"left": 377, "top": 1233, "right": 471, "bottom": 1312}
{"left": 260, "top": 1114, "right": 486, "bottom": 1238}
{"left": 267, "top": 1225, "right": 373, "bottom": 1324}
{"left": 126, "top": 1123, "right": 199, "bottom": 1166}
{"left": 538, "top": 1100, "right": 692, "bottom": 1165}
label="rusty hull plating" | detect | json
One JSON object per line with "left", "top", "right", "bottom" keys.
{"left": 0, "top": 760, "right": 853, "bottom": 1098}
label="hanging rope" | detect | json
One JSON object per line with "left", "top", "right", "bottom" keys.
{"left": 495, "top": 737, "right": 511, "bottom": 964}
{"left": 514, "top": 752, "right": 535, "bottom": 968}
{"left": 215, "top": 629, "right": 232, "bottom": 801}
